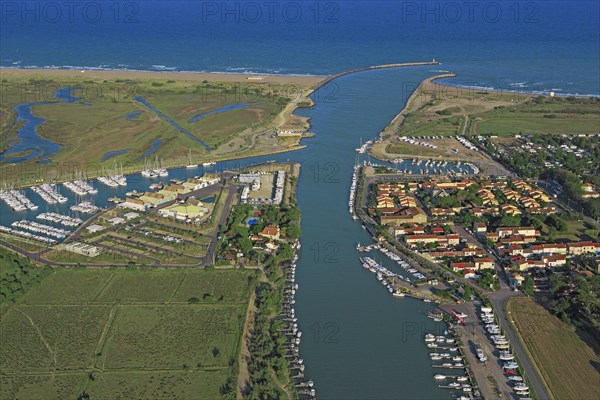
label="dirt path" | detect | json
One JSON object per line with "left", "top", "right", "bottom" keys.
{"left": 237, "top": 290, "right": 257, "bottom": 399}
{"left": 14, "top": 307, "right": 57, "bottom": 371}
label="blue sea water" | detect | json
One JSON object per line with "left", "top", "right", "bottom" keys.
{"left": 0, "top": 2, "right": 599, "bottom": 399}
{"left": 1, "top": 1, "right": 598, "bottom": 95}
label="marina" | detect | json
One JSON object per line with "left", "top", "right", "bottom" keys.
{"left": 424, "top": 329, "right": 478, "bottom": 397}
{"left": 360, "top": 256, "right": 411, "bottom": 297}
{"left": 348, "top": 163, "right": 359, "bottom": 218}
{"left": 37, "top": 212, "right": 83, "bottom": 227}
{"left": 0, "top": 188, "right": 38, "bottom": 211}
{"left": 97, "top": 164, "right": 127, "bottom": 187}
{"left": 11, "top": 220, "right": 70, "bottom": 239}
{"left": 63, "top": 179, "right": 97, "bottom": 196}
{"left": 141, "top": 156, "right": 169, "bottom": 178}
{"left": 385, "top": 158, "right": 479, "bottom": 176}
{"left": 280, "top": 251, "right": 316, "bottom": 399}
{"left": 31, "top": 184, "right": 68, "bottom": 204}
{"left": 0, "top": 67, "right": 477, "bottom": 398}
{"left": 0, "top": 225, "right": 57, "bottom": 244}
{"left": 70, "top": 201, "right": 99, "bottom": 214}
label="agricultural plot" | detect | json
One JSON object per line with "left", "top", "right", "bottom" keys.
{"left": 84, "top": 370, "right": 227, "bottom": 400}
{"left": 20, "top": 269, "right": 114, "bottom": 305}
{"left": 507, "top": 297, "right": 600, "bottom": 400}
{"left": 1, "top": 373, "right": 84, "bottom": 400}
{"left": 0, "top": 305, "right": 112, "bottom": 372}
{"left": 0, "top": 268, "right": 254, "bottom": 399}
{"left": 103, "top": 304, "right": 244, "bottom": 369}
{"left": 171, "top": 270, "right": 255, "bottom": 303}
{"left": 94, "top": 270, "right": 183, "bottom": 303}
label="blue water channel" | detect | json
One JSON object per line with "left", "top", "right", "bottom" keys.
{"left": 188, "top": 102, "right": 259, "bottom": 122}
{"left": 1, "top": 67, "right": 472, "bottom": 398}
{"left": 134, "top": 96, "right": 212, "bottom": 150}
{"left": 0, "top": 87, "right": 89, "bottom": 164}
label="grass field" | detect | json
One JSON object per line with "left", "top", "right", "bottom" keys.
{"left": 0, "top": 267, "right": 256, "bottom": 399}
{"left": 1, "top": 74, "right": 312, "bottom": 186}
{"left": 507, "top": 297, "right": 600, "bottom": 400}
{"left": 376, "top": 78, "right": 599, "bottom": 163}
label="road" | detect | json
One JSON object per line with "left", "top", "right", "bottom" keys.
{"left": 489, "top": 290, "right": 551, "bottom": 400}
{"left": 442, "top": 301, "right": 516, "bottom": 399}
{"left": 359, "top": 168, "right": 551, "bottom": 399}
{"left": 453, "top": 224, "right": 550, "bottom": 399}
{"left": 1, "top": 183, "right": 241, "bottom": 269}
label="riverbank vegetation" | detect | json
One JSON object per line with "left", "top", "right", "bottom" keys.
{"left": 218, "top": 198, "right": 302, "bottom": 397}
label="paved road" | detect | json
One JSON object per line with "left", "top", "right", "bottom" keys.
{"left": 201, "top": 185, "right": 240, "bottom": 265}
{"left": 453, "top": 223, "right": 550, "bottom": 398}
{"left": 442, "top": 301, "right": 516, "bottom": 399}
{"left": 360, "top": 169, "right": 551, "bottom": 399}
{"left": 1, "top": 183, "right": 241, "bottom": 269}
{"left": 489, "top": 290, "right": 551, "bottom": 400}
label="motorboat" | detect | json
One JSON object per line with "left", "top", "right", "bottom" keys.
{"left": 503, "top": 362, "right": 519, "bottom": 369}
{"left": 499, "top": 352, "right": 515, "bottom": 361}
{"left": 433, "top": 374, "right": 446, "bottom": 380}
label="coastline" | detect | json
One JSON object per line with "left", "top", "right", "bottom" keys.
{"left": 2, "top": 144, "right": 308, "bottom": 189}
{"left": 379, "top": 73, "right": 458, "bottom": 138}
{"left": 1, "top": 62, "right": 446, "bottom": 187}
{"left": 0, "top": 67, "right": 326, "bottom": 86}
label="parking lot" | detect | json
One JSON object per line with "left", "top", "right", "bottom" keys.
{"left": 443, "top": 301, "right": 521, "bottom": 399}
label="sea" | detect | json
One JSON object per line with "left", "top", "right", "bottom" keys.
{"left": 1, "top": 1, "right": 598, "bottom": 399}
{"left": 1, "top": 0, "right": 599, "bottom": 96}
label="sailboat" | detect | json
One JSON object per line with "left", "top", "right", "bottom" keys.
{"left": 186, "top": 149, "right": 197, "bottom": 169}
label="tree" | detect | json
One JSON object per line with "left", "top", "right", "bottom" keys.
{"left": 463, "top": 284, "right": 473, "bottom": 301}
{"left": 285, "top": 225, "right": 302, "bottom": 240}
{"left": 522, "top": 275, "right": 535, "bottom": 296}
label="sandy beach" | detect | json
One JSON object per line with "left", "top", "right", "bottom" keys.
{"left": 0, "top": 67, "right": 326, "bottom": 86}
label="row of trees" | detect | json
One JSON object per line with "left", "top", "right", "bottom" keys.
{"left": 233, "top": 201, "right": 301, "bottom": 398}
{"left": 548, "top": 272, "right": 600, "bottom": 339}
{"left": 0, "top": 248, "right": 51, "bottom": 306}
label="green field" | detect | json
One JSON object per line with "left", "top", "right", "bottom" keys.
{"left": 470, "top": 96, "right": 600, "bottom": 136}
{"left": 507, "top": 297, "right": 600, "bottom": 400}
{"left": 0, "top": 267, "right": 255, "bottom": 400}
{"left": 1, "top": 75, "right": 305, "bottom": 186}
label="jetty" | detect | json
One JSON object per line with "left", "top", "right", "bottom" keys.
{"left": 315, "top": 60, "right": 440, "bottom": 89}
